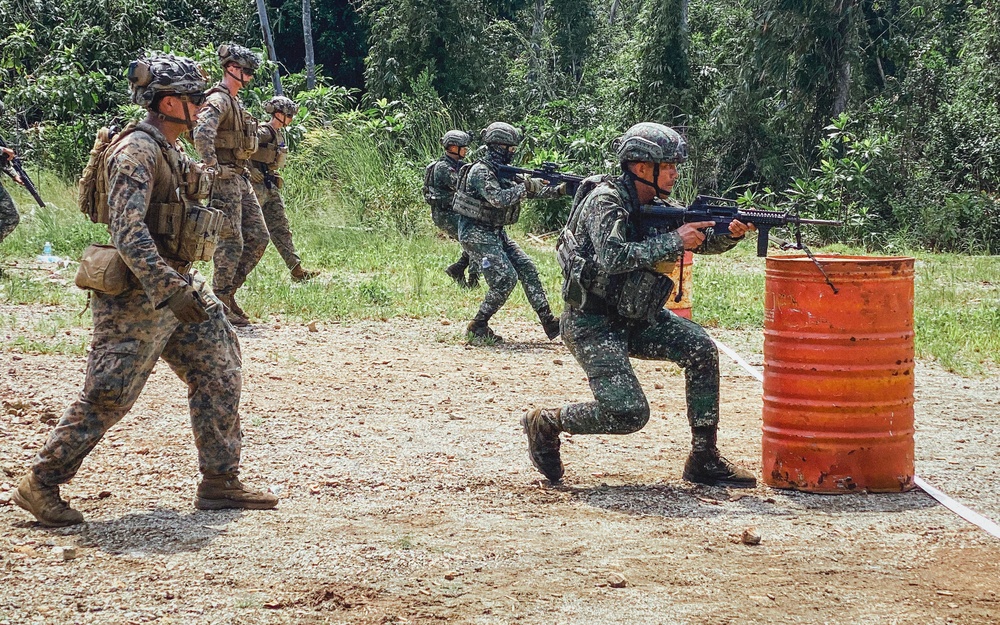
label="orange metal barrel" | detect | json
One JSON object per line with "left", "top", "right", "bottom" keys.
{"left": 665, "top": 251, "right": 694, "bottom": 319}
{"left": 762, "top": 255, "right": 915, "bottom": 493}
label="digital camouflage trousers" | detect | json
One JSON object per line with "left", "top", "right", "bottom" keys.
{"left": 458, "top": 217, "right": 550, "bottom": 318}
{"left": 559, "top": 307, "right": 721, "bottom": 435}
{"left": 431, "top": 203, "right": 477, "bottom": 279}
{"left": 212, "top": 174, "right": 269, "bottom": 294}
{"left": 32, "top": 270, "right": 244, "bottom": 485}
{"left": 251, "top": 181, "right": 301, "bottom": 272}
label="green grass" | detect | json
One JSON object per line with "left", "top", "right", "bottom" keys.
{"left": 2, "top": 167, "right": 998, "bottom": 375}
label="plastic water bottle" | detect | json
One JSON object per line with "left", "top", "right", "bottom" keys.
{"left": 37, "top": 241, "right": 61, "bottom": 263}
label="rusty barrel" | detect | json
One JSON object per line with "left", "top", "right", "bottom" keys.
{"left": 665, "top": 251, "right": 694, "bottom": 319}
{"left": 762, "top": 255, "right": 915, "bottom": 493}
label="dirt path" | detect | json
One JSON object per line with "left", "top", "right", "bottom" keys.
{"left": 1, "top": 312, "right": 998, "bottom": 624}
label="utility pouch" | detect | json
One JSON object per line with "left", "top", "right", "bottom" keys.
{"left": 75, "top": 244, "right": 132, "bottom": 296}
{"left": 232, "top": 112, "right": 259, "bottom": 160}
{"left": 615, "top": 269, "right": 674, "bottom": 321}
{"left": 183, "top": 162, "right": 213, "bottom": 202}
{"left": 174, "top": 204, "right": 224, "bottom": 262}
{"left": 273, "top": 146, "right": 287, "bottom": 169}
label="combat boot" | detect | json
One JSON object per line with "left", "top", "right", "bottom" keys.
{"left": 195, "top": 474, "right": 278, "bottom": 510}
{"left": 521, "top": 408, "right": 564, "bottom": 483}
{"left": 216, "top": 291, "right": 250, "bottom": 327}
{"left": 682, "top": 450, "right": 757, "bottom": 488}
{"left": 467, "top": 313, "right": 503, "bottom": 344}
{"left": 445, "top": 262, "right": 469, "bottom": 288}
{"left": 12, "top": 473, "right": 84, "bottom": 527}
{"left": 466, "top": 268, "right": 480, "bottom": 289}
{"left": 291, "top": 263, "right": 319, "bottom": 283}
{"left": 537, "top": 306, "right": 561, "bottom": 340}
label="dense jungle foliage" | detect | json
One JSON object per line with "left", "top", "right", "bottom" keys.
{"left": 1, "top": 0, "right": 998, "bottom": 252}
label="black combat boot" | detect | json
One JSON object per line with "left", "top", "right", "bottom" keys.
{"left": 466, "top": 261, "right": 480, "bottom": 289}
{"left": 537, "top": 306, "right": 561, "bottom": 340}
{"left": 682, "top": 425, "right": 757, "bottom": 488}
{"left": 467, "top": 313, "right": 503, "bottom": 344}
{"left": 445, "top": 262, "right": 469, "bottom": 288}
{"left": 521, "top": 408, "right": 564, "bottom": 484}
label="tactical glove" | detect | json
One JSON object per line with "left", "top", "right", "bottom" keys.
{"left": 522, "top": 177, "right": 546, "bottom": 196}
{"left": 166, "top": 285, "right": 210, "bottom": 324}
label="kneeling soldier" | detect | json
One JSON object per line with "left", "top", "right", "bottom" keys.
{"left": 249, "top": 95, "right": 319, "bottom": 283}
{"left": 522, "top": 122, "right": 757, "bottom": 487}
{"left": 13, "top": 53, "right": 277, "bottom": 527}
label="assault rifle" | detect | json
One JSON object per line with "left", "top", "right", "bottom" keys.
{"left": 0, "top": 135, "right": 45, "bottom": 208}
{"left": 495, "top": 162, "right": 586, "bottom": 196}
{"left": 638, "top": 195, "right": 842, "bottom": 257}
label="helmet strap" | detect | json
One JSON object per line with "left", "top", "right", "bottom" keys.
{"left": 151, "top": 95, "right": 198, "bottom": 129}
{"left": 623, "top": 162, "right": 670, "bottom": 199}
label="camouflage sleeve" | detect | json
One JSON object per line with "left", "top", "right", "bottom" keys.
{"left": 106, "top": 141, "right": 188, "bottom": 307}
{"left": 526, "top": 182, "right": 564, "bottom": 200}
{"left": 193, "top": 92, "right": 226, "bottom": 166}
{"left": 583, "top": 188, "right": 685, "bottom": 275}
{"left": 432, "top": 160, "right": 457, "bottom": 193}
{"left": 469, "top": 163, "right": 526, "bottom": 208}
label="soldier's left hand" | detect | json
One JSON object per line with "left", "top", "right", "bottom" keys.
{"left": 729, "top": 219, "right": 756, "bottom": 237}
{"left": 166, "top": 285, "right": 210, "bottom": 324}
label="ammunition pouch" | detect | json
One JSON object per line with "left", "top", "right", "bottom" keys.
{"left": 614, "top": 269, "right": 674, "bottom": 321}
{"left": 250, "top": 143, "right": 287, "bottom": 169}
{"left": 452, "top": 190, "right": 520, "bottom": 226}
{"left": 183, "top": 161, "right": 213, "bottom": 202}
{"left": 147, "top": 202, "right": 224, "bottom": 263}
{"left": 75, "top": 244, "right": 133, "bottom": 296}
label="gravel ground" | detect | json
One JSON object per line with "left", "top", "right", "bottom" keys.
{"left": 1, "top": 308, "right": 998, "bottom": 624}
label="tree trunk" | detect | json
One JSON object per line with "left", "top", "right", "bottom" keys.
{"left": 832, "top": 0, "right": 856, "bottom": 115}
{"left": 529, "top": 0, "right": 545, "bottom": 79}
{"left": 302, "top": 0, "right": 316, "bottom": 89}
{"left": 254, "top": 0, "right": 283, "bottom": 95}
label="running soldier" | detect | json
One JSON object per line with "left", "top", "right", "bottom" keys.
{"left": 453, "top": 122, "right": 566, "bottom": 343}
{"left": 12, "top": 53, "right": 277, "bottom": 527}
{"left": 248, "top": 95, "right": 319, "bottom": 283}
{"left": 522, "top": 122, "right": 757, "bottom": 487}
{"left": 193, "top": 44, "right": 268, "bottom": 326}
{"left": 423, "top": 130, "right": 479, "bottom": 288}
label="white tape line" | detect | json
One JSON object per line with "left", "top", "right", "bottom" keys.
{"left": 712, "top": 338, "right": 764, "bottom": 382}
{"left": 712, "top": 335, "right": 1000, "bottom": 540}
{"left": 913, "top": 476, "right": 1000, "bottom": 539}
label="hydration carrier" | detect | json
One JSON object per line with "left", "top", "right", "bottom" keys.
{"left": 79, "top": 123, "right": 138, "bottom": 225}
{"left": 451, "top": 162, "right": 520, "bottom": 226}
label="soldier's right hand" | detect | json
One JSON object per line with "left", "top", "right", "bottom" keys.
{"left": 522, "top": 177, "right": 546, "bottom": 196}
{"left": 676, "top": 221, "right": 715, "bottom": 250}
{"left": 166, "top": 285, "right": 210, "bottom": 324}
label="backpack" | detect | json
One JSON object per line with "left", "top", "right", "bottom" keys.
{"left": 422, "top": 160, "right": 437, "bottom": 203}
{"left": 78, "top": 123, "right": 137, "bottom": 225}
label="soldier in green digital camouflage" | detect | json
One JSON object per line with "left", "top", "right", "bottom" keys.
{"left": 248, "top": 95, "right": 319, "bottom": 283}
{"left": 424, "top": 130, "right": 479, "bottom": 288}
{"left": 12, "top": 53, "right": 277, "bottom": 528}
{"left": 454, "top": 122, "right": 567, "bottom": 343}
{"left": 194, "top": 44, "right": 269, "bottom": 326}
{"left": 522, "top": 122, "right": 758, "bottom": 487}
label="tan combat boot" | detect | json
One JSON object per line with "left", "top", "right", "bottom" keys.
{"left": 216, "top": 291, "right": 250, "bottom": 327}
{"left": 521, "top": 408, "right": 564, "bottom": 484}
{"left": 12, "top": 473, "right": 84, "bottom": 527}
{"left": 195, "top": 474, "right": 278, "bottom": 510}
{"left": 291, "top": 263, "right": 319, "bottom": 283}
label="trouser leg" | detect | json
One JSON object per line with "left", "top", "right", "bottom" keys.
{"left": 559, "top": 310, "right": 650, "bottom": 435}
{"left": 501, "top": 231, "right": 551, "bottom": 314}
{"left": 159, "top": 275, "right": 243, "bottom": 477}
{"left": 231, "top": 177, "right": 269, "bottom": 291}
{"left": 628, "top": 309, "right": 720, "bottom": 429}
{"left": 459, "top": 221, "right": 516, "bottom": 319}
{"left": 258, "top": 189, "right": 301, "bottom": 271}
{"left": 212, "top": 176, "right": 244, "bottom": 294}
{"left": 32, "top": 290, "right": 175, "bottom": 485}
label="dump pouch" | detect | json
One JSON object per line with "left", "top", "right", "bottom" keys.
{"left": 75, "top": 244, "right": 132, "bottom": 296}
{"left": 615, "top": 269, "right": 674, "bottom": 321}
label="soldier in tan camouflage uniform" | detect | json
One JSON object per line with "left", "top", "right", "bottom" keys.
{"left": 12, "top": 53, "right": 277, "bottom": 528}
{"left": 193, "top": 44, "right": 269, "bottom": 326}
{"left": 0, "top": 152, "right": 19, "bottom": 244}
{"left": 248, "top": 95, "right": 319, "bottom": 283}
{"left": 522, "top": 123, "right": 757, "bottom": 488}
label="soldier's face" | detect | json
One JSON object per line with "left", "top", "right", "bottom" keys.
{"left": 655, "top": 162, "right": 679, "bottom": 193}
{"left": 274, "top": 112, "right": 292, "bottom": 128}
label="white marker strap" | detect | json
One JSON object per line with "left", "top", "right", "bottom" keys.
{"left": 712, "top": 336, "right": 1000, "bottom": 540}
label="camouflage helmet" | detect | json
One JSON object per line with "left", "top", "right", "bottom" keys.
{"left": 614, "top": 122, "right": 688, "bottom": 164}
{"left": 264, "top": 95, "right": 299, "bottom": 117}
{"left": 482, "top": 122, "right": 522, "bottom": 146}
{"left": 128, "top": 53, "right": 208, "bottom": 108}
{"left": 218, "top": 43, "right": 262, "bottom": 72}
{"left": 441, "top": 130, "right": 471, "bottom": 149}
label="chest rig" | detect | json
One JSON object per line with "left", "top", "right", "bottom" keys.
{"left": 206, "top": 86, "right": 259, "bottom": 164}
{"left": 451, "top": 161, "right": 521, "bottom": 227}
